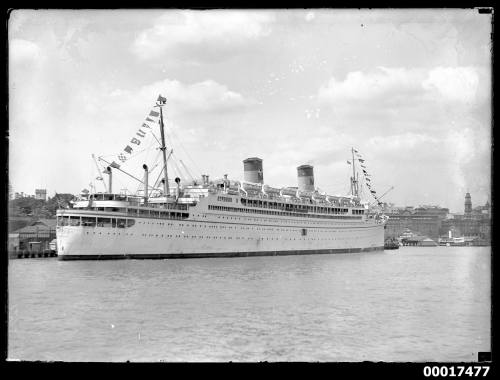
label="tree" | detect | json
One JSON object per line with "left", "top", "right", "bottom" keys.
{"left": 46, "top": 193, "right": 76, "bottom": 215}
{"left": 9, "top": 197, "right": 45, "bottom": 217}
{"left": 9, "top": 193, "right": 76, "bottom": 218}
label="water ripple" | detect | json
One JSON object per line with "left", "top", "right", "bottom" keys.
{"left": 8, "top": 246, "right": 490, "bottom": 362}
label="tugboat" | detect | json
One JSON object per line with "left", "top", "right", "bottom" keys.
{"left": 384, "top": 237, "right": 400, "bottom": 250}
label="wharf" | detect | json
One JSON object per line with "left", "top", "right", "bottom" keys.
{"left": 8, "top": 218, "right": 57, "bottom": 259}
{"left": 400, "top": 237, "right": 438, "bottom": 247}
{"left": 10, "top": 249, "right": 57, "bottom": 259}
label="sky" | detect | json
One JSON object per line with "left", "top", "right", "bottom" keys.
{"left": 8, "top": 9, "right": 492, "bottom": 213}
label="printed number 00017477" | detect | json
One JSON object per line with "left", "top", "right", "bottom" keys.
{"left": 423, "top": 366, "right": 490, "bottom": 377}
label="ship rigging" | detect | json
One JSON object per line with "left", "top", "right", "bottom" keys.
{"left": 56, "top": 94, "right": 387, "bottom": 260}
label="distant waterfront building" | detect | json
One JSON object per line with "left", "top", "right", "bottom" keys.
{"left": 35, "top": 189, "right": 47, "bottom": 201}
{"left": 384, "top": 205, "right": 449, "bottom": 240}
{"left": 440, "top": 193, "right": 490, "bottom": 243}
{"left": 384, "top": 193, "right": 490, "bottom": 245}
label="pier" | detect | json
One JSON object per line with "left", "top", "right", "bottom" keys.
{"left": 11, "top": 249, "right": 58, "bottom": 259}
{"left": 400, "top": 237, "right": 438, "bottom": 247}
{"left": 8, "top": 219, "right": 57, "bottom": 259}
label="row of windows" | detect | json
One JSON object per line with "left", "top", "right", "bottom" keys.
{"left": 217, "top": 196, "right": 232, "bottom": 203}
{"left": 92, "top": 203, "right": 187, "bottom": 211}
{"left": 240, "top": 197, "right": 361, "bottom": 215}
{"left": 136, "top": 221, "right": 358, "bottom": 234}
{"left": 126, "top": 208, "right": 189, "bottom": 220}
{"left": 82, "top": 231, "right": 367, "bottom": 241}
{"left": 208, "top": 205, "right": 362, "bottom": 220}
{"left": 58, "top": 216, "right": 135, "bottom": 228}
{"left": 91, "top": 207, "right": 126, "bottom": 213}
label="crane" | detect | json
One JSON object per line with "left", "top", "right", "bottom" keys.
{"left": 92, "top": 153, "right": 107, "bottom": 191}
{"left": 179, "top": 159, "right": 195, "bottom": 182}
{"left": 369, "top": 186, "right": 394, "bottom": 207}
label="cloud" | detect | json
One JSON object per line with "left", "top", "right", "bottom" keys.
{"left": 422, "top": 66, "right": 479, "bottom": 103}
{"left": 135, "top": 78, "right": 255, "bottom": 113}
{"left": 368, "top": 132, "right": 439, "bottom": 151}
{"left": 318, "top": 66, "right": 481, "bottom": 105}
{"left": 315, "top": 65, "right": 488, "bottom": 138}
{"left": 318, "top": 67, "right": 424, "bottom": 103}
{"left": 85, "top": 77, "right": 253, "bottom": 123}
{"left": 9, "top": 38, "right": 41, "bottom": 63}
{"left": 72, "top": 77, "right": 255, "bottom": 155}
{"left": 132, "top": 10, "right": 275, "bottom": 60}
{"left": 445, "top": 125, "right": 491, "bottom": 194}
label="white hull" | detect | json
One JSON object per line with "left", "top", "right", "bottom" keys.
{"left": 56, "top": 212, "right": 385, "bottom": 259}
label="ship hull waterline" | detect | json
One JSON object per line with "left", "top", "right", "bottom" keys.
{"left": 58, "top": 246, "right": 385, "bottom": 260}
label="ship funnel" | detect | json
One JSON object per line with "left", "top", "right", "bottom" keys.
{"left": 175, "top": 177, "right": 181, "bottom": 199}
{"left": 297, "top": 164, "right": 314, "bottom": 192}
{"left": 105, "top": 166, "right": 113, "bottom": 193}
{"left": 143, "top": 164, "right": 149, "bottom": 204}
{"left": 243, "top": 157, "right": 263, "bottom": 184}
{"left": 161, "top": 178, "right": 166, "bottom": 195}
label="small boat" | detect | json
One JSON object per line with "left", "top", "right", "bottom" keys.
{"left": 384, "top": 238, "right": 400, "bottom": 250}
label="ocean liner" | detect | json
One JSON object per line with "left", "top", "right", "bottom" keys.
{"left": 56, "top": 95, "right": 387, "bottom": 260}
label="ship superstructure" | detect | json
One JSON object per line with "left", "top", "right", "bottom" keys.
{"left": 56, "top": 96, "right": 387, "bottom": 259}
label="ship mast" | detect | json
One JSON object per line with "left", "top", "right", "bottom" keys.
{"left": 350, "top": 147, "right": 359, "bottom": 197}
{"left": 156, "top": 96, "right": 169, "bottom": 198}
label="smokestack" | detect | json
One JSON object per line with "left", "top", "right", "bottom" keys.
{"left": 243, "top": 157, "right": 263, "bottom": 184}
{"left": 161, "top": 179, "right": 166, "bottom": 195}
{"left": 143, "top": 164, "right": 149, "bottom": 204}
{"left": 175, "top": 177, "right": 181, "bottom": 199}
{"left": 297, "top": 164, "right": 314, "bottom": 192}
{"left": 105, "top": 166, "right": 113, "bottom": 193}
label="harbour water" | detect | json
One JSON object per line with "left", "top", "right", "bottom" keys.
{"left": 8, "top": 246, "right": 490, "bottom": 362}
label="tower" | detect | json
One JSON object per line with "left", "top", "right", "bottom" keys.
{"left": 464, "top": 193, "right": 472, "bottom": 215}
{"left": 35, "top": 189, "right": 47, "bottom": 201}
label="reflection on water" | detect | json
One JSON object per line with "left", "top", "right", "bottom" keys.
{"left": 8, "top": 246, "right": 490, "bottom": 362}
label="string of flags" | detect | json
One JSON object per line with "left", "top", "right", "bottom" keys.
{"left": 109, "top": 95, "right": 166, "bottom": 169}
{"left": 353, "top": 148, "right": 383, "bottom": 207}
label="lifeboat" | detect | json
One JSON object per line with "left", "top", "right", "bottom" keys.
{"left": 263, "top": 185, "right": 281, "bottom": 195}
{"left": 312, "top": 193, "right": 327, "bottom": 201}
{"left": 280, "top": 187, "right": 298, "bottom": 197}
{"left": 298, "top": 190, "right": 313, "bottom": 200}
{"left": 242, "top": 181, "right": 263, "bottom": 192}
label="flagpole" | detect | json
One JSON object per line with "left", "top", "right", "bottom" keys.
{"left": 157, "top": 98, "right": 170, "bottom": 198}
{"left": 356, "top": 172, "right": 359, "bottom": 197}
{"left": 351, "top": 147, "right": 357, "bottom": 197}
